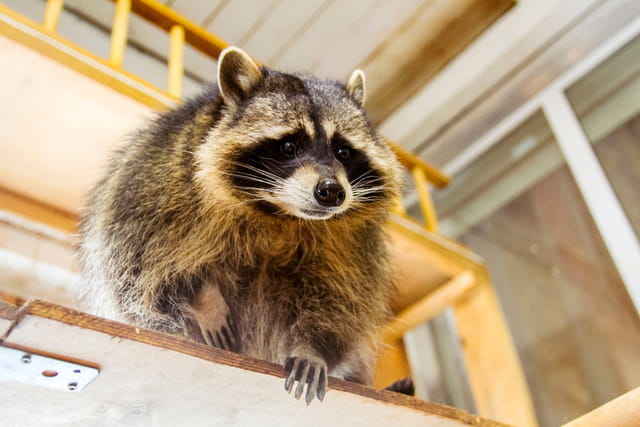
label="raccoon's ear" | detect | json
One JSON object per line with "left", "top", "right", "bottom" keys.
{"left": 217, "top": 47, "right": 263, "bottom": 106}
{"left": 347, "top": 69, "right": 366, "bottom": 108}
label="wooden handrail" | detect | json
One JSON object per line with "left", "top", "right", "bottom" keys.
{"left": 110, "top": 0, "right": 228, "bottom": 59}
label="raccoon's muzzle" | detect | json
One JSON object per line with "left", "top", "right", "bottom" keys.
{"left": 314, "top": 178, "right": 345, "bottom": 207}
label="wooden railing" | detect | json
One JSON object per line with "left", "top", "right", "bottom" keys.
{"left": 40, "top": 0, "right": 449, "bottom": 233}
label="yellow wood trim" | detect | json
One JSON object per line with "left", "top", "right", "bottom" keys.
{"left": 562, "top": 386, "right": 640, "bottom": 427}
{"left": 0, "top": 4, "right": 174, "bottom": 111}
{"left": 168, "top": 24, "right": 184, "bottom": 98}
{"left": 110, "top": 0, "right": 229, "bottom": 60}
{"left": 412, "top": 165, "right": 439, "bottom": 233}
{"left": 0, "top": 186, "right": 77, "bottom": 234}
{"left": 382, "top": 271, "right": 475, "bottom": 342}
{"left": 109, "top": 0, "right": 131, "bottom": 68}
{"left": 453, "top": 269, "right": 538, "bottom": 427}
{"left": 42, "top": 0, "right": 64, "bottom": 32}
{"left": 387, "top": 139, "right": 450, "bottom": 188}
{"left": 388, "top": 214, "right": 486, "bottom": 274}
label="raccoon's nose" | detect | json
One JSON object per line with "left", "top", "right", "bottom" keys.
{"left": 314, "top": 179, "right": 346, "bottom": 207}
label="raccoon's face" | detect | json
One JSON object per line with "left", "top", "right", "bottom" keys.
{"left": 198, "top": 48, "right": 401, "bottom": 221}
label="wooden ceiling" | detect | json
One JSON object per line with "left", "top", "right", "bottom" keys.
{"left": 52, "top": 0, "right": 513, "bottom": 123}
{"left": 161, "top": 0, "right": 514, "bottom": 122}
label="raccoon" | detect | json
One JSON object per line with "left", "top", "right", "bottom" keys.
{"left": 78, "top": 47, "right": 404, "bottom": 404}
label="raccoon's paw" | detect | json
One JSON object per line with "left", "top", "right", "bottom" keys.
{"left": 283, "top": 356, "right": 328, "bottom": 405}
{"left": 201, "top": 315, "right": 238, "bottom": 352}
{"left": 384, "top": 377, "right": 415, "bottom": 396}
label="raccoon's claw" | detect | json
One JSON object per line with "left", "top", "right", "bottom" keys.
{"left": 283, "top": 356, "right": 328, "bottom": 405}
{"left": 203, "top": 315, "right": 238, "bottom": 352}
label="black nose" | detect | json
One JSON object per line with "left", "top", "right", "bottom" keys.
{"left": 314, "top": 179, "right": 346, "bottom": 207}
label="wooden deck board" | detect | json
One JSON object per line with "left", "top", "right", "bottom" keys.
{"left": 0, "top": 297, "right": 508, "bottom": 427}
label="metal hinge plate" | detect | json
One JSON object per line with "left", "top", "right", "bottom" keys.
{"left": 0, "top": 345, "right": 99, "bottom": 392}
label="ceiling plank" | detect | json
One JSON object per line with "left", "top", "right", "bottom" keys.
{"left": 362, "top": 0, "right": 515, "bottom": 123}
{"left": 272, "top": 0, "right": 380, "bottom": 73}
{"left": 311, "top": 0, "right": 424, "bottom": 80}
{"left": 170, "top": 0, "right": 223, "bottom": 27}
{"left": 240, "top": 0, "right": 326, "bottom": 64}
{"left": 205, "top": 0, "right": 278, "bottom": 46}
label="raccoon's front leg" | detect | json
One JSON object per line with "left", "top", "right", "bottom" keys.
{"left": 191, "top": 285, "right": 237, "bottom": 351}
{"left": 283, "top": 347, "right": 328, "bottom": 405}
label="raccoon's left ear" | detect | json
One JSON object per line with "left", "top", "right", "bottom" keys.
{"left": 347, "top": 69, "right": 366, "bottom": 108}
{"left": 217, "top": 47, "right": 263, "bottom": 106}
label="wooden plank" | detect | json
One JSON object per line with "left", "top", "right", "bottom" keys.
{"left": 563, "top": 387, "right": 640, "bottom": 427}
{"left": 362, "top": 0, "right": 515, "bottom": 122}
{"left": 453, "top": 270, "right": 538, "bottom": 427}
{"left": 383, "top": 271, "right": 475, "bottom": 342}
{"left": 0, "top": 187, "right": 77, "bottom": 234}
{"left": 0, "top": 297, "right": 510, "bottom": 427}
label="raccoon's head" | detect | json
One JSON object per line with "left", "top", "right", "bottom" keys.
{"left": 197, "top": 47, "right": 402, "bottom": 222}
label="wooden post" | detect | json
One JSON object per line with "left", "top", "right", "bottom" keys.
{"left": 109, "top": 0, "right": 131, "bottom": 68}
{"left": 453, "top": 269, "right": 538, "bottom": 427}
{"left": 412, "top": 166, "right": 439, "bottom": 233}
{"left": 168, "top": 24, "right": 184, "bottom": 98}
{"left": 42, "top": 0, "right": 64, "bottom": 32}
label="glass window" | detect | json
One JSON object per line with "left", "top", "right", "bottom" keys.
{"left": 432, "top": 110, "right": 640, "bottom": 426}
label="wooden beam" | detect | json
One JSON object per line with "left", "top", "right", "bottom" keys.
{"left": 383, "top": 271, "right": 475, "bottom": 342}
{"left": 0, "top": 295, "right": 510, "bottom": 427}
{"left": 0, "top": 186, "right": 77, "bottom": 234}
{"left": 453, "top": 269, "right": 538, "bottom": 427}
{"left": 563, "top": 387, "right": 640, "bottom": 427}
{"left": 364, "top": 0, "right": 515, "bottom": 123}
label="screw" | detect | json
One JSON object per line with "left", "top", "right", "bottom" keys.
{"left": 21, "top": 354, "right": 32, "bottom": 364}
{"left": 67, "top": 382, "right": 78, "bottom": 391}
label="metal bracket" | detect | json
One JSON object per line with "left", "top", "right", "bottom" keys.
{"left": 0, "top": 345, "right": 99, "bottom": 392}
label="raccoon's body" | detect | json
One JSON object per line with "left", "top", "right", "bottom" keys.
{"left": 78, "top": 48, "right": 403, "bottom": 403}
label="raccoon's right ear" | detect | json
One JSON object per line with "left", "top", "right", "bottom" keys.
{"left": 217, "top": 47, "right": 263, "bottom": 106}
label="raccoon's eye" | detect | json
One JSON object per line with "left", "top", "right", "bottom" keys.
{"left": 335, "top": 147, "right": 351, "bottom": 163}
{"left": 280, "top": 141, "right": 297, "bottom": 157}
